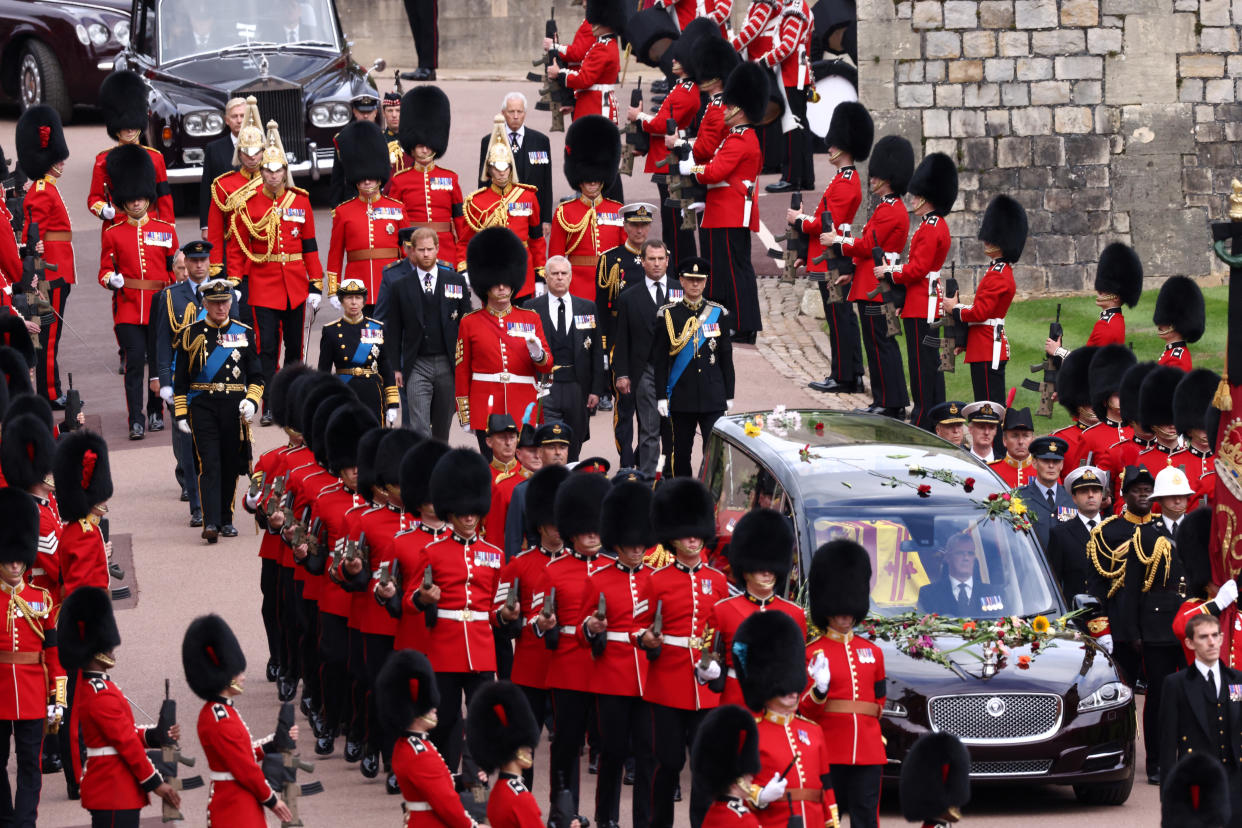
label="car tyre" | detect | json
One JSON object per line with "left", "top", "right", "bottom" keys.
{"left": 1071, "top": 763, "right": 1134, "bottom": 806}
{"left": 18, "top": 40, "right": 72, "bottom": 123}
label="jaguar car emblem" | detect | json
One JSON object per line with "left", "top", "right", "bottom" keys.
{"left": 985, "top": 697, "right": 1006, "bottom": 718}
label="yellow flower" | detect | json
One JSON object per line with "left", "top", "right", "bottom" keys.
{"left": 1031, "top": 615, "right": 1050, "bottom": 634}
{"left": 744, "top": 421, "right": 761, "bottom": 438}
{"left": 1008, "top": 495, "right": 1027, "bottom": 516}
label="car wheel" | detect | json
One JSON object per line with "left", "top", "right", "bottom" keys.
{"left": 18, "top": 40, "right": 72, "bottom": 123}
{"left": 1071, "top": 763, "right": 1135, "bottom": 806}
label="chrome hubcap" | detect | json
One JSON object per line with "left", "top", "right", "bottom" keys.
{"left": 19, "top": 53, "right": 41, "bottom": 108}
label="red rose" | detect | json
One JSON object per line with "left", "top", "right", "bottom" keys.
{"left": 963, "top": 477, "right": 975, "bottom": 493}
{"left": 814, "top": 422, "right": 824, "bottom": 434}
{"left": 917, "top": 484, "right": 932, "bottom": 497}
{"left": 988, "top": 493, "right": 999, "bottom": 502}
{"left": 1002, "top": 493, "right": 1012, "bottom": 501}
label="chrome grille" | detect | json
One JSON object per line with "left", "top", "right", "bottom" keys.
{"left": 231, "top": 85, "right": 304, "bottom": 162}
{"left": 928, "top": 693, "right": 1062, "bottom": 744}
{"left": 970, "top": 759, "right": 1053, "bottom": 777}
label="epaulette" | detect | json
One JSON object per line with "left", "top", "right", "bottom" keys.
{"left": 514, "top": 182, "right": 537, "bottom": 192}
{"left": 35, "top": 180, "right": 47, "bottom": 191}
{"left": 288, "top": 185, "right": 310, "bottom": 197}
{"left": 679, "top": 79, "right": 696, "bottom": 90}
{"left": 410, "top": 736, "right": 427, "bottom": 753}
{"left": 925, "top": 215, "right": 940, "bottom": 226}
{"left": 324, "top": 319, "right": 342, "bottom": 328}
{"left": 991, "top": 262, "right": 1006, "bottom": 271}
{"left": 795, "top": 713, "right": 817, "bottom": 726}
{"left": 364, "top": 317, "right": 385, "bottom": 327}
{"left": 467, "top": 186, "right": 490, "bottom": 198}
{"left": 840, "top": 169, "right": 854, "bottom": 179}
{"left": 657, "top": 301, "right": 678, "bottom": 313}
{"left": 212, "top": 703, "right": 229, "bottom": 721}
{"left": 507, "top": 777, "right": 528, "bottom": 794}
{"left": 705, "top": 300, "right": 729, "bottom": 315}
{"left": 231, "top": 320, "right": 253, "bottom": 331}
{"left": 87, "top": 676, "right": 108, "bottom": 693}
{"left": 77, "top": 518, "right": 96, "bottom": 533}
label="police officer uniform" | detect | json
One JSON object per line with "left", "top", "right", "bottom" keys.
{"left": 551, "top": 116, "right": 626, "bottom": 301}
{"left": 1153, "top": 275, "right": 1205, "bottom": 372}
{"left": 318, "top": 279, "right": 399, "bottom": 423}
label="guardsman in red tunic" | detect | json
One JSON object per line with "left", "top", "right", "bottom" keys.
{"left": 1102, "top": 361, "right": 1157, "bottom": 510}
{"left": 227, "top": 121, "right": 325, "bottom": 422}
{"left": 734, "top": 611, "right": 839, "bottom": 828}
{"left": 464, "top": 128, "right": 546, "bottom": 297}
{"left": 693, "top": 705, "right": 763, "bottom": 828}
{"left": 710, "top": 509, "right": 806, "bottom": 709}
{"left": 798, "top": 102, "right": 871, "bottom": 396}
{"left": 0, "top": 179, "right": 23, "bottom": 294}
{"left": 207, "top": 98, "right": 265, "bottom": 281}
{"left": 550, "top": 116, "right": 625, "bottom": 301}
{"left": 51, "top": 431, "right": 112, "bottom": 599}
{"left": 1153, "top": 275, "right": 1204, "bottom": 372}
{"left": 888, "top": 152, "right": 956, "bottom": 430}
{"left": 326, "top": 120, "right": 406, "bottom": 311}
{"left": 58, "top": 587, "right": 182, "bottom": 824}
{"left": 757, "top": 0, "right": 816, "bottom": 192}
{"left": 377, "top": 650, "right": 480, "bottom": 828}
{"left": 484, "top": 415, "right": 528, "bottom": 547}
{"left": 989, "top": 407, "right": 1036, "bottom": 489}
{"left": 1169, "top": 368, "right": 1220, "bottom": 506}
{"left": 184, "top": 614, "right": 294, "bottom": 828}
{"left": 386, "top": 441, "right": 451, "bottom": 658}
{"left": 1171, "top": 509, "right": 1242, "bottom": 667}
{"left": 800, "top": 539, "right": 884, "bottom": 828}
{"left": 465, "top": 680, "right": 545, "bottom": 828}
{"left": 1049, "top": 346, "right": 1099, "bottom": 473}
{"left": 549, "top": 0, "right": 624, "bottom": 124}
{"left": 454, "top": 228, "right": 553, "bottom": 443}
{"left": 655, "top": 0, "right": 733, "bottom": 32}
{"left": 382, "top": 92, "right": 414, "bottom": 177}
{"left": 388, "top": 87, "right": 468, "bottom": 270}
{"left": 831, "top": 135, "right": 912, "bottom": 416}
{"left": 15, "top": 104, "right": 74, "bottom": 406}
{"left": 1, "top": 414, "right": 62, "bottom": 599}
{"left": 1068, "top": 345, "right": 1136, "bottom": 474}
{"left": 688, "top": 39, "right": 738, "bottom": 169}
{"left": 88, "top": 71, "right": 174, "bottom": 234}
{"left": 731, "top": 0, "right": 780, "bottom": 57}
{"left": 99, "top": 145, "right": 178, "bottom": 439}
{"left": 1136, "top": 366, "right": 1185, "bottom": 479}
{"left": 945, "top": 194, "right": 1024, "bottom": 403}
{"left": 0, "top": 488, "right": 66, "bottom": 825}
{"left": 641, "top": 479, "right": 730, "bottom": 828}
{"left": 1044, "top": 243, "right": 1141, "bottom": 362}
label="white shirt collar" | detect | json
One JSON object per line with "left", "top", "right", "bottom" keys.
{"left": 1196, "top": 659, "right": 1220, "bottom": 683}
{"left": 646, "top": 276, "right": 665, "bottom": 291}
{"left": 1164, "top": 515, "right": 1181, "bottom": 532}
{"left": 972, "top": 449, "right": 994, "bottom": 464}
{"left": 951, "top": 576, "right": 974, "bottom": 593}
{"left": 509, "top": 125, "right": 526, "bottom": 143}
{"left": 1078, "top": 512, "right": 1100, "bottom": 529}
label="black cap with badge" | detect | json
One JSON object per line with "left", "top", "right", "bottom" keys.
{"left": 534, "top": 421, "right": 572, "bottom": 446}
{"left": 182, "top": 240, "right": 212, "bottom": 259}
{"left": 1029, "top": 435, "right": 1068, "bottom": 460}
{"left": 351, "top": 92, "right": 379, "bottom": 112}
{"left": 486, "top": 414, "right": 518, "bottom": 436}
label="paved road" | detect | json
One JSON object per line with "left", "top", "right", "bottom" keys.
{"left": 0, "top": 76, "right": 1158, "bottom": 826}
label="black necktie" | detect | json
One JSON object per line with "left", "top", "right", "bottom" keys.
{"left": 1208, "top": 668, "right": 1218, "bottom": 702}
{"left": 956, "top": 583, "right": 969, "bottom": 613}
{"left": 423, "top": 272, "right": 433, "bottom": 295}
{"left": 655, "top": 282, "right": 665, "bottom": 307}
{"left": 1087, "top": 519, "right": 1096, "bottom": 530}
{"left": 510, "top": 131, "right": 520, "bottom": 152}
{"left": 1046, "top": 489, "right": 1056, "bottom": 514}
{"left": 557, "top": 297, "right": 565, "bottom": 334}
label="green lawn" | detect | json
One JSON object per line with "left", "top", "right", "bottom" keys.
{"left": 830, "top": 285, "right": 1229, "bottom": 432}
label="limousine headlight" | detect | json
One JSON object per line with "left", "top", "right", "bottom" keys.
{"left": 1077, "top": 681, "right": 1132, "bottom": 713}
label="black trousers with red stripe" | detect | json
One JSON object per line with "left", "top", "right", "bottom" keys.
{"left": 361, "top": 632, "right": 395, "bottom": 761}
{"left": 402, "top": 0, "right": 439, "bottom": 68}
{"left": 318, "top": 611, "right": 350, "bottom": 739}
{"left": 969, "top": 360, "right": 1007, "bottom": 402}
{"left": 857, "top": 303, "right": 908, "bottom": 409}
{"left": 550, "top": 688, "right": 594, "bottom": 814}
{"left": 429, "top": 670, "right": 491, "bottom": 774}
{"left": 251, "top": 304, "right": 305, "bottom": 405}
{"left": 701, "top": 227, "right": 761, "bottom": 336}
{"left": 115, "top": 322, "right": 160, "bottom": 426}
{"left": 904, "top": 317, "right": 945, "bottom": 430}
{"left": 648, "top": 704, "right": 710, "bottom": 828}
{"left": 36, "top": 280, "right": 69, "bottom": 402}
{"left": 818, "top": 277, "right": 863, "bottom": 382}
{"left": 595, "top": 693, "right": 652, "bottom": 828}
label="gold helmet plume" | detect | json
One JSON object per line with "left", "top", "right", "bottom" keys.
{"left": 261, "top": 119, "right": 289, "bottom": 171}
{"left": 480, "top": 113, "right": 519, "bottom": 185}
{"left": 233, "top": 96, "right": 265, "bottom": 165}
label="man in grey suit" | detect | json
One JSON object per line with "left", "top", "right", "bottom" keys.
{"left": 1018, "top": 435, "right": 1076, "bottom": 550}
{"left": 478, "top": 92, "right": 553, "bottom": 238}
{"left": 379, "top": 226, "right": 473, "bottom": 441}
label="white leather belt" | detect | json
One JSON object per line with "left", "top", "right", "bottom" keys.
{"left": 663, "top": 635, "right": 692, "bottom": 648}
{"left": 968, "top": 317, "right": 1005, "bottom": 326}
{"left": 209, "top": 771, "right": 235, "bottom": 781}
{"left": 926, "top": 270, "right": 942, "bottom": 323}
{"left": 472, "top": 372, "right": 536, "bottom": 385}
{"left": 968, "top": 318, "right": 1007, "bottom": 369}
{"left": 559, "top": 625, "right": 578, "bottom": 635}
{"left": 707, "top": 182, "right": 729, "bottom": 189}
{"left": 438, "top": 608, "right": 490, "bottom": 622}
{"left": 403, "top": 800, "right": 432, "bottom": 811}
{"left": 85, "top": 746, "right": 118, "bottom": 757}
{"left": 727, "top": 668, "right": 738, "bottom": 679}
{"left": 605, "top": 631, "right": 631, "bottom": 643}
{"left": 588, "top": 84, "right": 615, "bottom": 92}
{"left": 30, "top": 568, "right": 45, "bottom": 577}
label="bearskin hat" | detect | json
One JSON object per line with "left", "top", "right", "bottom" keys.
{"left": 727, "top": 508, "right": 794, "bottom": 582}
{"left": 356, "top": 427, "right": 386, "bottom": 498}
{"left": 1174, "top": 369, "right": 1221, "bottom": 437}
{"left": 1094, "top": 243, "right": 1143, "bottom": 309}
{"left": 0, "top": 381, "right": 9, "bottom": 425}
{"left": 723, "top": 62, "right": 771, "bottom": 125}
{"left": 57, "top": 587, "right": 121, "bottom": 672}
{"left": 672, "top": 17, "right": 718, "bottom": 80}
{"left": 908, "top": 152, "right": 958, "bottom": 216}
{"left": 105, "top": 143, "right": 156, "bottom": 206}
{"left": 733, "top": 610, "right": 808, "bottom": 712}
{"left": 284, "top": 372, "right": 335, "bottom": 437}
{"left": 564, "top": 114, "right": 620, "bottom": 191}
{"left": 555, "top": 468, "right": 610, "bottom": 543}
{"left": 300, "top": 375, "right": 354, "bottom": 444}
{"left": 400, "top": 439, "right": 450, "bottom": 511}
{"left": 336, "top": 119, "right": 392, "bottom": 188}
{"left": 1056, "top": 346, "right": 1098, "bottom": 420}
{"left": 182, "top": 614, "right": 246, "bottom": 700}
{"left": 466, "top": 680, "right": 541, "bottom": 773}
{"left": 691, "top": 705, "right": 760, "bottom": 799}
{"left": 1179, "top": 507, "right": 1215, "bottom": 598}
{"left": 376, "top": 429, "right": 424, "bottom": 491}
{"left": 325, "top": 402, "right": 379, "bottom": 474}
{"left": 867, "top": 135, "right": 914, "bottom": 196}
{"left": 398, "top": 86, "right": 451, "bottom": 157}
{"left": 809, "top": 538, "right": 872, "bottom": 629}
{"left": 1161, "top": 752, "right": 1231, "bottom": 828}
{"left": 268, "top": 363, "right": 314, "bottom": 430}
{"left": 900, "top": 732, "right": 971, "bottom": 825}
{"left": 1153, "top": 275, "right": 1206, "bottom": 344}
{"left": 1139, "top": 365, "right": 1185, "bottom": 430}
{"left": 99, "top": 71, "right": 148, "bottom": 139}
{"left": 431, "top": 448, "right": 493, "bottom": 519}
{"left": 1088, "top": 344, "right": 1137, "bottom": 423}
{"left": 0, "top": 413, "right": 54, "bottom": 491}
{"left": 585, "top": 0, "right": 628, "bottom": 32}
{"left": 53, "top": 430, "right": 112, "bottom": 524}
{"left": 377, "top": 649, "right": 440, "bottom": 732}
{"left": 1119, "top": 361, "right": 1158, "bottom": 428}
{"left": 467, "top": 227, "right": 528, "bottom": 302}
{"left": 977, "top": 194, "right": 1028, "bottom": 263}
{"left": 0, "top": 316, "right": 35, "bottom": 370}
{"left": 15, "top": 104, "right": 69, "bottom": 180}
{"left": 601, "top": 480, "right": 655, "bottom": 551}
{"left": 824, "top": 101, "right": 873, "bottom": 162}
{"left": 690, "top": 33, "right": 739, "bottom": 85}
{"left": 525, "top": 464, "right": 571, "bottom": 535}
{"left": 651, "top": 477, "right": 716, "bottom": 547}
{"left": 0, "top": 488, "right": 38, "bottom": 567}
{"left": 0, "top": 346, "right": 32, "bottom": 398}
{"left": 306, "top": 387, "right": 355, "bottom": 464}
{"left": 3, "top": 393, "right": 51, "bottom": 433}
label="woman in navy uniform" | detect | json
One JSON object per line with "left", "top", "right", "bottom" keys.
{"left": 318, "top": 277, "right": 399, "bottom": 425}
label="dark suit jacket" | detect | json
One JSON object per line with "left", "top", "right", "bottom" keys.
{"left": 198, "top": 135, "right": 237, "bottom": 230}
{"left": 478, "top": 127, "right": 553, "bottom": 224}
{"left": 611, "top": 279, "right": 667, "bottom": 384}
{"left": 1160, "top": 662, "right": 1242, "bottom": 784}
{"left": 379, "top": 261, "right": 472, "bottom": 374}
{"left": 1045, "top": 516, "right": 1095, "bottom": 602}
{"left": 521, "top": 293, "right": 605, "bottom": 396}
{"left": 918, "top": 577, "right": 995, "bottom": 618}
{"left": 150, "top": 280, "right": 239, "bottom": 386}
{"left": 1019, "top": 480, "right": 1076, "bottom": 551}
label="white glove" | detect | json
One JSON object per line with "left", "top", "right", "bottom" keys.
{"left": 330, "top": 295, "right": 342, "bottom": 311}
{"left": 160, "top": 386, "right": 174, "bottom": 405}
{"left": 100, "top": 204, "right": 116, "bottom": 220}
{"left": 808, "top": 650, "right": 831, "bottom": 694}
{"left": 306, "top": 293, "right": 322, "bottom": 312}
{"left": 695, "top": 660, "right": 722, "bottom": 683}
{"left": 107, "top": 272, "right": 125, "bottom": 289}
{"left": 657, "top": 399, "right": 669, "bottom": 418}
{"left": 385, "top": 408, "right": 399, "bottom": 427}
{"left": 525, "top": 338, "right": 544, "bottom": 361}
{"left": 1214, "top": 579, "right": 1239, "bottom": 611}
{"left": 239, "top": 400, "right": 257, "bottom": 422}
{"left": 177, "top": 419, "right": 192, "bottom": 434}
{"left": 534, "top": 281, "right": 547, "bottom": 298}
{"left": 678, "top": 158, "right": 695, "bottom": 176}
{"left": 47, "top": 704, "right": 64, "bottom": 726}
{"left": 726, "top": 399, "right": 734, "bottom": 412}
{"left": 233, "top": 289, "right": 242, "bottom": 302}
{"left": 1096, "top": 634, "right": 1114, "bottom": 654}
{"left": 245, "top": 490, "right": 262, "bottom": 510}
{"left": 756, "top": 774, "right": 787, "bottom": 807}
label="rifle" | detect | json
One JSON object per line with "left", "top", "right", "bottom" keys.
{"left": 60, "top": 373, "right": 82, "bottom": 433}
{"left": 865, "top": 244, "right": 902, "bottom": 337}
{"left": 504, "top": 575, "right": 520, "bottom": 615}
{"left": 1021, "top": 303, "right": 1062, "bottom": 417}
{"left": 15, "top": 220, "right": 53, "bottom": 343}
{"left": 923, "top": 266, "right": 966, "bottom": 373}
{"left": 248, "top": 470, "right": 266, "bottom": 501}
{"left": 645, "top": 599, "right": 663, "bottom": 661}
{"left": 303, "top": 516, "right": 326, "bottom": 576}
{"left": 421, "top": 564, "right": 438, "bottom": 628}
{"left": 589, "top": 593, "right": 607, "bottom": 657}
{"left": 264, "top": 476, "right": 287, "bottom": 519}
{"left": 620, "top": 79, "right": 648, "bottom": 177}
{"left": 261, "top": 702, "right": 323, "bottom": 827}
{"left": 654, "top": 119, "right": 698, "bottom": 232}
{"left": 151, "top": 678, "right": 204, "bottom": 822}
{"left": 1, "top": 156, "right": 24, "bottom": 239}
{"left": 542, "top": 586, "right": 559, "bottom": 650}
{"left": 526, "top": 8, "right": 566, "bottom": 133}
{"left": 772, "top": 192, "right": 805, "bottom": 283}
{"left": 288, "top": 506, "right": 311, "bottom": 555}
{"left": 100, "top": 517, "right": 130, "bottom": 600}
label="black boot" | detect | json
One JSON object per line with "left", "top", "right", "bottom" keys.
{"left": 360, "top": 751, "right": 380, "bottom": 778}
{"left": 344, "top": 739, "right": 363, "bottom": 763}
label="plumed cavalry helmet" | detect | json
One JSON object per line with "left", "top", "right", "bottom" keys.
{"left": 261, "top": 120, "right": 289, "bottom": 171}
{"left": 481, "top": 114, "right": 519, "bottom": 184}
{"left": 233, "top": 96, "right": 265, "bottom": 165}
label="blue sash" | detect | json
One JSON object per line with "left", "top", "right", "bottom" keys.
{"left": 666, "top": 304, "right": 720, "bottom": 399}
{"left": 188, "top": 321, "right": 243, "bottom": 402}
{"left": 341, "top": 322, "right": 380, "bottom": 383}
